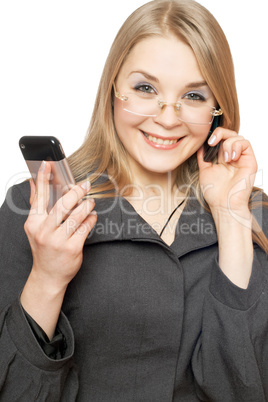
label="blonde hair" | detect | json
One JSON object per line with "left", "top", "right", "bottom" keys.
{"left": 68, "top": 0, "right": 267, "bottom": 252}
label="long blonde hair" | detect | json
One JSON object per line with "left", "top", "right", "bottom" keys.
{"left": 68, "top": 0, "right": 267, "bottom": 252}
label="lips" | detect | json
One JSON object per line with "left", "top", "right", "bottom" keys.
{"left": 141, "top": 130, "right": 181, "bottom": 149}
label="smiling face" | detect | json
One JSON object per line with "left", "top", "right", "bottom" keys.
{"left": 113, "top": 35, "right": 217, "bottom": 181}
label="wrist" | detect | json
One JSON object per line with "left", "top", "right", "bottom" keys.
{"left": 29, "top": 265, "right": 68, "bottom": 296}
{"left": 20, "top": 268, "right": 67, "bottom": 340}
{"left": 210, "top": 206, "right": 253, "bottom": 289}
{"left": 210, "top": 205, "right": 252, "bottom": 230}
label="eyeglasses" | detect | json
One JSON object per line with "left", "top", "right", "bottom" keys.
{"left": 114, "top": 85, "right": 223, "bottom": 125}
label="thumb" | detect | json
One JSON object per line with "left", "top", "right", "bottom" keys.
{"left": 30, "top": 161, "right": 51, "bottom": 213}
{"left": 197, "top": 146, "right": 212, "bottom": 170}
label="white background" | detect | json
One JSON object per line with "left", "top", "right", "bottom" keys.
{"left": 0, "top": 0, "right": 267, "bottom": 206}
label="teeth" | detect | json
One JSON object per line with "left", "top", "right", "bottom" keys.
{"left": 144, "top": 132, "right": 177, "bottom": 145}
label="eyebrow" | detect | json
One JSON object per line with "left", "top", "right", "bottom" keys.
{"left": 128, "top": 71, "right": 208, "bottom": 89}
{"left": 185, "top": 80, "right": 208, "bottom": 89}
{"left": 128, "top": 70, "right": 159, "bottom": 83}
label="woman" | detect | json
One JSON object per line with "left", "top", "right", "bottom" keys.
{"left": 0, "top": 0, "right": 267, "bottom": 400}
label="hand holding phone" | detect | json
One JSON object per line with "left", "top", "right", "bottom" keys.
{"left": 20, "top": 153, "right": 97, "bottom": 340}
{"left": 19, "top": 136, "right": 76, "bottom": 212}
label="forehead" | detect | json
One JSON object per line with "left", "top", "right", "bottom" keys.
{"left": 117, "top": 35, "right": 204, "bottom": 88}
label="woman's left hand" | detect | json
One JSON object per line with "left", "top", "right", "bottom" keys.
{"left": 197, "top": 128, "right": 258, "bottom": 214}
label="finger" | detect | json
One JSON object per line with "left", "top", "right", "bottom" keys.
{"left": 208, "top": 132, "right": 245, "bottom": 164}
{"left": 231, "top": 140, "right": 250, "bottom": 162}
{"left": 49, "top": 181, "right": 92, "bottom": 227}
{"left": 207, "top": 127, "right": 238, "bottom": 147}
{"left": 29, "top": 179, "right": 36, "bottom": 206}
{"left": 59, "top": 198, "right": 96, "bottom": 238}
{"left": 215, "top": 135, "right": 246, "bottom": 163}
{"left": 30, "top": 161, "right": 51, "bottom": 214}
{"left": 68, "top": 211, "right": 98, "bottom": 247}
{"left": 222, "top": 139, "right": 253, "bottom": 163}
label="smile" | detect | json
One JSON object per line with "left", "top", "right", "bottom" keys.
{"left": 141, "top": 131, "right": 181, "bottom": 149}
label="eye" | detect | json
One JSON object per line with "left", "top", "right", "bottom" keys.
{"left": 134, "top": 83, "right": 157, "bottom": 96}
{"left": 183, "top": 92, "right": 206, "bottom": 102}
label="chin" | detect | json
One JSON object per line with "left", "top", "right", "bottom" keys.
{"left": 141, "top": 162, "right": 181, "bottom": 175}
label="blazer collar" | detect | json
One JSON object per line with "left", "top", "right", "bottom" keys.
{"left": 85, "top": 196, "right": 218, "bottom": 257}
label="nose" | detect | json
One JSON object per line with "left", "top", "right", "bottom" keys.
{"left": 153, "top": 104, "right": 182, "bottom": 129}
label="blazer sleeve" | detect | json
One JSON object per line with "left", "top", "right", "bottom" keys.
{"left": 191, "top": 198, "right": 268, "bottom": 402}
{"left": 0, "top": 182, "right": 78, "bottom": 401}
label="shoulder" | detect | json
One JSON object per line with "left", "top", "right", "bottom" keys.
{"left": 1, "top": 180, "right": 31, "bottom": 217}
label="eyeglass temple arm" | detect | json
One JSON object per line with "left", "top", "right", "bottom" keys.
{"left": 212, "top": 108, "right": 223, "bottom": 117}
{"left": 113, "top": 84, "right": 128, "bottom": 101}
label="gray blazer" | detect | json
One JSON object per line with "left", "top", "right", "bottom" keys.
{"left": 0, "top": 180, "right": 267, "bottom": 401}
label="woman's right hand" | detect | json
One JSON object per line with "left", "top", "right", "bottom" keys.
{"left": 21, "top": 161, "right": 97, "bottom": 339}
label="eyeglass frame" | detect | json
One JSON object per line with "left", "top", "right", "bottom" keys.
{"left": 113, "top": 84, "right": 223, "bottom": 125}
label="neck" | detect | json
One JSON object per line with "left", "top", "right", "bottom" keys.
{"left": 132, "top": 171, "right": 176, "bottom": 196}
{"left": 126, "top": 158, "right": 179, "bottom": 196}
{"left": 125, "top": 169, "right": 185, "bottom": 217}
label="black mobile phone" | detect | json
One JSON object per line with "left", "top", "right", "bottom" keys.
{"left": 203, "top": 115, "right": 222, "bottom": 163}
{"left": 19, "top": 136, "right": 76, "bottom": 212}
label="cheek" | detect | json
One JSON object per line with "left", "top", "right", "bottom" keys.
{"left": 113, "top": 98, "right": 145, "bottom": 141}
{"left": 189, "top": 123, "right": 211, "bottom": 143}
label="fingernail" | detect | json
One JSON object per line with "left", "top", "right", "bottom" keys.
{"left": 208, "top": 135, "right": 216, "bottom": 145}
{"left": 232, "top": 151, "right": 236, "bottom": 160}
{"left": 224, "top": 151, "right": 229, "bottom": 162}
{"left": 40, "top": 160, "right": 46, "bottom": 172}
{"left": 81, "top": 180, "right": 91, "bottom": 192}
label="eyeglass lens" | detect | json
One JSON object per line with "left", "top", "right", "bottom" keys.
{"left": 121, "top": 93, "right": 215, "bottom": 125}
